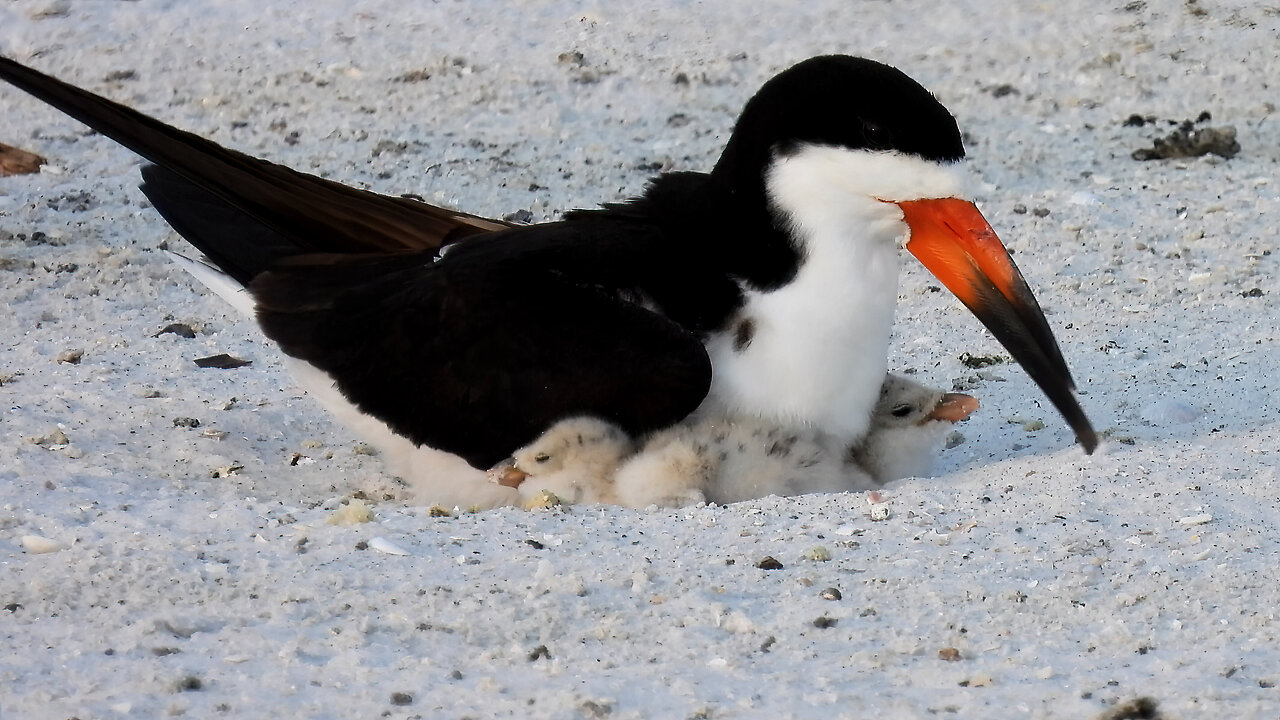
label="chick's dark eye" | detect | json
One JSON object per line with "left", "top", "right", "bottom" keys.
{"left": 891, "top": 404, "right": 913, "bottom": 418}
{"left": 862, "top": 121, "right": 893, "bottom": 149}
{"left": 534, "top": 453, "right": 551, "bottom": 463}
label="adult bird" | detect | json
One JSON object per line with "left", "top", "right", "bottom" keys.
{"left": 0, "top": 54, "right": 1098, "bottom": 479}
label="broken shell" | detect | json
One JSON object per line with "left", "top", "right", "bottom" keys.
{"left": 368, "top": 537, "right": 410, "bottom": 556}
{"left": 523, "top": 490, "right": 562, "bottom": 510}
{"left": 22, "top": 534, "right": 68, "bottom": 554}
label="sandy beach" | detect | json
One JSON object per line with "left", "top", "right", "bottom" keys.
{"left": 2, "top": 1, "right": 1278, "bottom": 717}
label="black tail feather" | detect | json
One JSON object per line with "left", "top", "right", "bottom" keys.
{"left": 0, "top": 55, "right": 509, "bottom": 280}
{"left": 140, "top": 164, "right": 299, "bottom": 284}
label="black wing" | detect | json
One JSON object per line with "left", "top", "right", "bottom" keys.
{"left": 251, "top": 226, "right": 714, "bottom": 469}
{"left": 0, "top": 55, "right": 509, "bottom": 283}
{"left": 2, "top": 55, "right": 723, "bottom": 469}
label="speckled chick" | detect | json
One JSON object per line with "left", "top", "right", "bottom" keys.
{"left": 488, "top": 417, "right": 633, "bottom": 505}
{"left": 615, "top": 373, "right": 977, "bottom": 508}
{"left": 849, "top": 373, "right": 979, "bottom": 483}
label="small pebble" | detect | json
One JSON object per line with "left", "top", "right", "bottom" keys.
{"left": 427, "top": 504, "right": 455, "bottom": 518}
{"left": 812, "top": 616, "right": 837, "bottom": 629}
{"left": 32, "top": 428, "right": 70, "bottom": 446}
{"left": 819, "top": 587, "right": 842, "bottom": 601}
{"left": 155, "top": 323, "right": 197, "bottom": 339}
{"left": 755, "top": 556, "right": 784, "bottom": 570}
{"left": 172, "top": 417, "right": 201, "bottom": 428}
{"left": 0, "top": 142, "right": 46, "bottom": 176}
{"left": 805, "top": 546, "right": 831, "bottom": 562}
{"left": 55, "top": 349, "right": 84, "bottom": 364}
{"left": 528, "top": 645, "right": 551, "bottom": 661}
{"left": 939, "top": 647, "right": 962, "bottom": 662}
{"left": 194, "top": 353, "right": 252, "bottom": 369}
{"left": 390, "top": 692, "right": 413, "bottom": 706}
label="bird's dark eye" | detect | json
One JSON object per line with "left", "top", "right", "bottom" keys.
{"left": 891, "top": 404, "right": 913, "bottom": 418}
{"left": 534, "top": 453, "right": 551, "bottom": 463}
{"left": 862, "top": 121, "right": 893, "bottom": 149}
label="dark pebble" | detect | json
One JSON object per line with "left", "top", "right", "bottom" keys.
{"left": 813, "top": 616, "right": 838, "bottom": 629}
{"left": 1133, "top": 122, "right": 1240, "bottom": 160}
{"left": 525, "top": 539, "right": 546, "bottom": 550}
{"left": 960, "top": 352, "right": 1007, "bottom": 368}
{"left": 819, "top": 587, "right": 842, "bottom": 601}
{"left": 756, "top": 556, "right": 784, "bottom": 570}
{"left": 156, "top": 323, "right": 197, "bottom": 339}
{"left": 172, "top": 417, "right": 201, "bottom": 428}
{"left": 177, "top": 675, "right": 202, "bottom": 691}
{"left": 1032, "top": 207, "right": 1050, "bottom": 217}
{"left": 194, "top": 353, "right": 252, "bottom": 369}
{"left": 390, "top": 692, "right": 413, "bottom": 706}
{"left": 528, "top": 645, "right": 551, "bottom": 662}
{"left": 1241, "top": 287, "right": 1263, "bottom": 298}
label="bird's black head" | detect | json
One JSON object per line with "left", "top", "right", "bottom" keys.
{"left": 711, "top": 55, "right": 964, "bottom": 185}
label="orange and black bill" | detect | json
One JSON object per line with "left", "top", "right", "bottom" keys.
{"left": 898, "top": 198, "right": 1099, "bottom": 453}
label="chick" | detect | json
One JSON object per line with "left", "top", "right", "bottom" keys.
{"left": 487, "top": 417, "right": 632, "bottom": 506}
{"left": 612, "top": 415, "right": 855, "bottom": 508}
{"left": 492, "top": 374, "right": 978, "bottom": 510}
{"left": 849, "top": 373, "right": 980, "bottom": 482}
{"left": 615, "top": 373, "right": 977, "bottom": 508}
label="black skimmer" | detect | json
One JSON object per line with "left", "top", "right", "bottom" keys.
{"left": 0, "top": 54, "right": 1097, "bottom": 479}
{"left": 492, "top": 373, "right": 978, "bottom": 508}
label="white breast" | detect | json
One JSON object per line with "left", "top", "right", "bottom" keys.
{"left": 702, "top": 145, "right": 961, "bottom": 442}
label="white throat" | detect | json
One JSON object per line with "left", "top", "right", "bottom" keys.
{"left": 702, "top": 145, "right": 965, "bottom": 442}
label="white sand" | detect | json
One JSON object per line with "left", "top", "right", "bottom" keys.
{"left": 2, "top": 1, "right": 1278, "bottom": 717}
